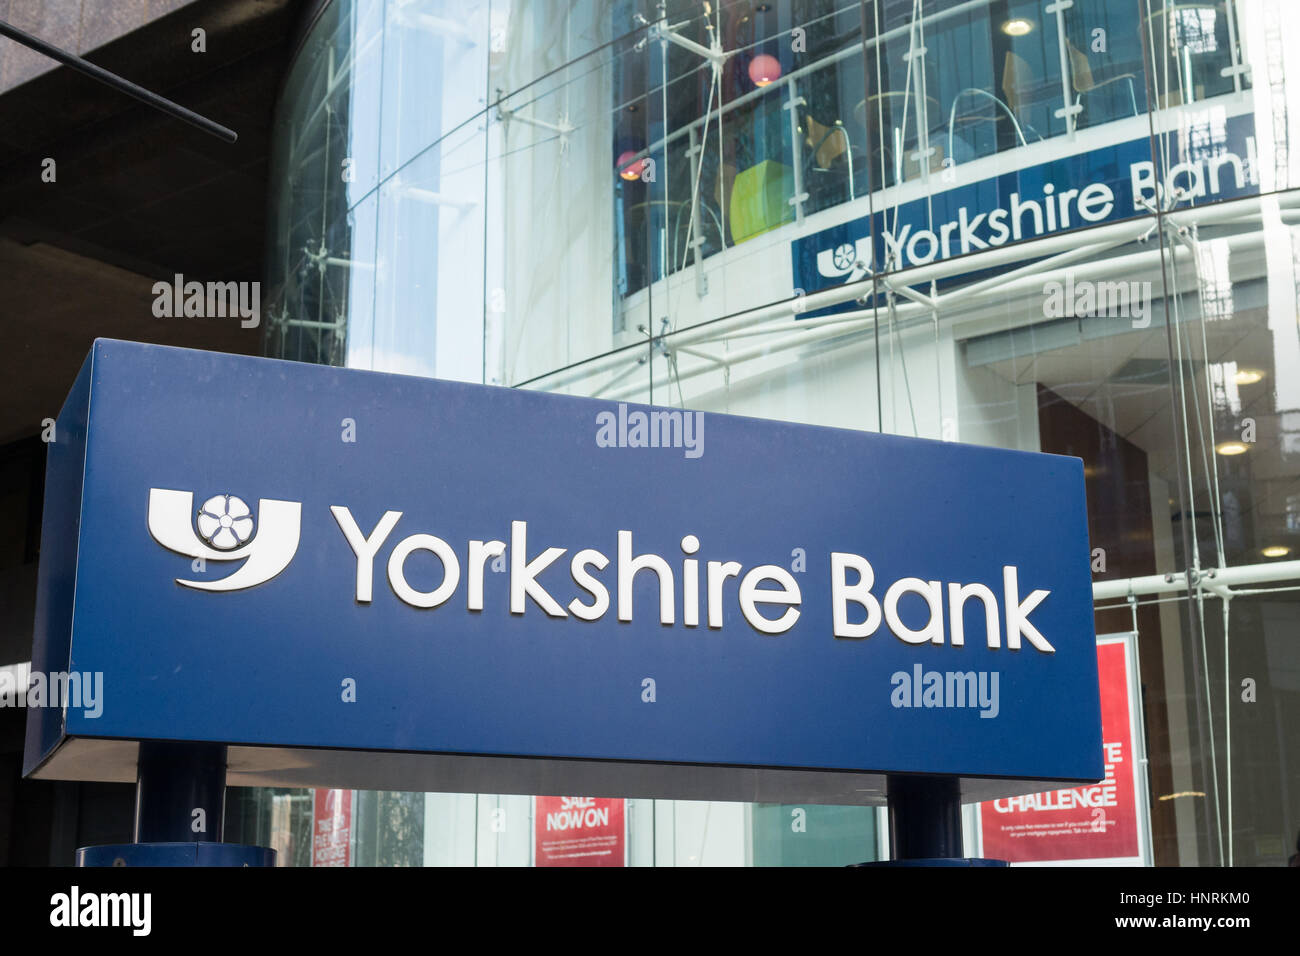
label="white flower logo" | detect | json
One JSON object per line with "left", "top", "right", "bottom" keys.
{"left": 195, "top": 494, "right": 255, "bottom": 551}
{"left": 831, "top": 242, "right": 857, "bottom": 271}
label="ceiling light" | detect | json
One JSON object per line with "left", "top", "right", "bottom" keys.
{"left": 1233, "top": 368, "right": 1264, "bottom": 385}
{"left": 1262, "top": 545, "right": 1291, "bottom": 558}
{"left": 616, "top": 150, "right": 646, "bottom": 181}
{"left": 748, "top": 54, "right": 781, "bottom": 87}
{"left": 1002, "top": 18, "right": 1034, "bottom": 36}
{"left": 1215, "top": 441, "right": 1249, "bottom": 456}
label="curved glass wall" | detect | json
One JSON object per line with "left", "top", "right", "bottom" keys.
{"left": 251, "top": 0, "right": 1300, "bottom": 867}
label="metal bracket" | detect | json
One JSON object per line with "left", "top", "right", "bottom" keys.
{"left": 496, "top": 104, "right": 575, "bottom": 152}
{"left": 654, "top": 19, "right": 730, "bottom": 71}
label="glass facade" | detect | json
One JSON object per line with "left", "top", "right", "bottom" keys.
{"left": 251, "top": 0, "right": 1300, "bottom": 866}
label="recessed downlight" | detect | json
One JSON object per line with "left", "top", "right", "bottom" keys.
{"left": 1233, "top": 368, "right": 1264, "bottom": 385}
{"left": 1002, "top": 18, "right": 1034, "bottom": 36}
{"left": 1216, "top": 441, "right": 1249, "bottom": 456}
{"left": 1262, "top": 545, "right": 1291, "bottom": 558}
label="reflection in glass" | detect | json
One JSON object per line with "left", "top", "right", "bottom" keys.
{"left": 257, "top": 0, "right": 1300, "bottom": 868}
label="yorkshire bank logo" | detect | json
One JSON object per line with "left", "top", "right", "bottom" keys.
{"left": 816, "top": 238, "right": 872, "bottom": 279}
{"left": 148, "top": 488, "right": 301, "bottom": 591}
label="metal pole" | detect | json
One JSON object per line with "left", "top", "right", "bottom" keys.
{"left": 76, "top": 740, "right": 275, "bottom": 865}
{"left": 783, "top": 84, "right": 808, "bottom": 226}
{"left": 887, "top": 774, "right": 963, "bottom": 860}
{"left": 134, "top": 741, "right": 228, "bottom": 843}
{"left": 0, "top": 18, "right": 237, "bottom": 142}
{"left": 1047, "top": 0, "right": 1080, "bottom": 139}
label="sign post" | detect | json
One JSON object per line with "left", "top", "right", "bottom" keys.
{"left": 30, "top": 340, "right": 1102, "bottom": 865}
{"left": 75, "top": 741, "right": 275, "bottom": 866}
{"left": 887, "top": 776, "right": 964, "bottom": 862}
{"left": 133, "top": 741, "right": 227, "bottom": 844}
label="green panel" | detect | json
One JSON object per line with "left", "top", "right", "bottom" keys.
{"left": 751, "top": 803, "right": 878, "bottom": 867}
{"left": 729, "top": 160, "right": 794, "bottom": 243}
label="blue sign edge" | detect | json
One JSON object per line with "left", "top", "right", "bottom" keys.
{"left": 23, "top": 348, "right": 94, "bottom": 777}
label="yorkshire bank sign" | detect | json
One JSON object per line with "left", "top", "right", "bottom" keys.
{"left": 25, "top": 340, "right": 1102, "bottom": 805}
{"left": 793, "top": 113, "right": 1260, "bottom": 304}
{"left": 144, "top": 491, "right": 1057, "bottom": 652}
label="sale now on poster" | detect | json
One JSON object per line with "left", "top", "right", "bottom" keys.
{"left": 534, "top": 797, "right": 625, "bottom": 867}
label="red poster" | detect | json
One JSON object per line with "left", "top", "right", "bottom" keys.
{"left": 312, "top": 789, "right": 352, "bottom": 867}
{"left": 534, "top": 796, "right": 625, "bottom": 867}
{"left": 979, "top": 639, "right": 1144, "bottom": 864}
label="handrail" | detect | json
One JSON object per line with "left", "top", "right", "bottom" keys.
{"left": 833, "top": 124, "right": 856, "bottom": 202}
{"left": 804, "top": 124, "right": 857, "bottom": 202}
{"left": 946, "top": 88, "right": 1027, "bottom": 164}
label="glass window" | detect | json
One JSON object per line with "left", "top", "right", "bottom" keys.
{"left": 259, "top": 0, "right": 1300, "bottom": 868}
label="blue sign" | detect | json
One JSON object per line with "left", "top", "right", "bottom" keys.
{"left": 26, "top": 339, "right": 1101, "bottom": 803}
{"left": 793, "top": 113, "right": 1260, "bottom": 314}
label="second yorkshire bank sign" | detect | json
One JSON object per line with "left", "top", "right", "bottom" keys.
{"left": 793, "top": 112, "right": 1260, "bottom": 310}
{"left": 26, "top": 340, "right": 1102, "bottom": 803}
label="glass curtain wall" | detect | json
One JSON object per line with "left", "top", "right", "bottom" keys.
{"left": 253, "top": 0, "right": 1300, "bottom": 867}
